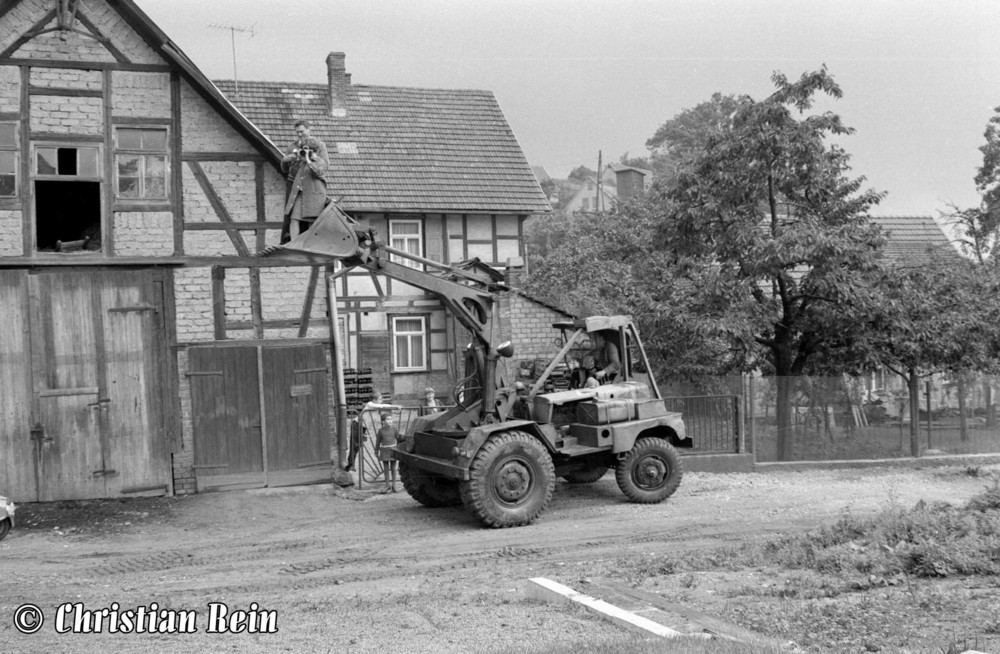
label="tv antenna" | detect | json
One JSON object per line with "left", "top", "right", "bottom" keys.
{"left": 209, "top": 23, "right": 256, "bottom": 95}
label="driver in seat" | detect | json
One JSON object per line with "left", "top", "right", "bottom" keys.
{"left": 583, "top": 331, "right": 620, "bottom": 384}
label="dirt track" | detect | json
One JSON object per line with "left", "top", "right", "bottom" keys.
{"left": 2, "top": 464, "right": 997, "bottom": 653}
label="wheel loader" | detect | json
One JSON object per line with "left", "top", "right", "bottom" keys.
{"left": 260, "top": 202, "right": 690, "bottom": 527}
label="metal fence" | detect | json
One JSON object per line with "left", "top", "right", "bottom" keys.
{"left": 745, "top": 374, "right": 1000, "bottom": 462}
{"left": 662, "top": 395, "right": 741, "bottom": 454}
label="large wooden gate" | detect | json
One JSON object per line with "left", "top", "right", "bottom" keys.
{"left": 188, "top": 343, "right": 332, "bottom": 492}
{"left": 0, "top": 269, "right": 173, "bottom": 502}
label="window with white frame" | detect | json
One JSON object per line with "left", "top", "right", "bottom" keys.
{"left": 0, "top": 123, "right": 17, "bottom": 197}
{"left": 389, "top": 218, "right": 422, "bottom": 268}
{"left": 392, "top": 316, "right": 427, "bottom": 371}
{"left": 115, "top": 127, "right": 168, "bottom": 200}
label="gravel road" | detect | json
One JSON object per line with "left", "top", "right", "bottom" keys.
{"left": 2, "top": 464, "right": 996, "bottom": 653}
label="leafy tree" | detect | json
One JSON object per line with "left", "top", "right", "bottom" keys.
{"left": 617, "top": 152, "right": 651, "bottom": 170}
{"left": 862, "top": 259, "right": 1000, "bottom": 453}
{"left": 645, "top": 92, "right": 740, "bottom": 186}
{"left": 655, "top": 68, "right": 886, "bottom": 460}
{"left": 567, "top": 165, "right": 596, "bottom": 184}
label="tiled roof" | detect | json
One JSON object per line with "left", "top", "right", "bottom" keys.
{"left": 213, "top": 80, "right": 550, "bottom": 214}
{"left": 870, "top": 215, "right": 965, "bottom": 265}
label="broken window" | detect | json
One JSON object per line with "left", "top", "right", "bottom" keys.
{"left": 33, "top": 144, "right": 102, "bottom": 253}
{"left": 115, "top": 127, "right": 168, "bottom": 200}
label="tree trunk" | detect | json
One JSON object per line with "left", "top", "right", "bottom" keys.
{"left": 958, "top": 376, "right": 968, "bottom": 442}
{"left": 985, "top": 380, "right": 996, "bottom": 430}
{"left": 776, "top": 376, "right": 795, "bottom": 461}
{"left": 908, "top": 369, "right": 920, "bottom": 457}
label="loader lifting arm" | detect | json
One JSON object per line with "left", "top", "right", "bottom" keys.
{"left": 257, "top": 201, "right": 512, "bottom": 425}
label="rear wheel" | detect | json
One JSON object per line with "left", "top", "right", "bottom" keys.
{"left": 460, "top": 431, "right": 554, "bottom": 528}
{"left": 562, "top": 464, "right": 610, "bottom": 484}
{"left": 400, "top": 462, "right": 462, "bottom": 507}
{"left": 615, "top": 437, "right": 682, "bottom": 503}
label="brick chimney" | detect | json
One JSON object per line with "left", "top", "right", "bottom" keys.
{"left": 615, "top": 168, "right": 647, "bottom": 202}
{"left": 326, "top": 52, "right": 349, "bottom": 117}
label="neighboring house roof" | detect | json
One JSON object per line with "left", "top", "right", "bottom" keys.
{"left": 871, "top": 215, "right": 965, "bottom": 265}
{"left": 213, "top": 75, "right": 551, "bottom": 215}
{"left": 531, "top": 166, "right": 552, "bottom": 184}
{"left": 607, "top": 162, "right": 653, "bottom": 178}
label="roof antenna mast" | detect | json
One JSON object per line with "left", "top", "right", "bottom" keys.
{"left": 209, "top": 23, "right": 255, "bottom": 96}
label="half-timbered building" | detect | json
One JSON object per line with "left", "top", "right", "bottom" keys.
{"left": 0, "top": 0, "right": 549, "bottom": 500}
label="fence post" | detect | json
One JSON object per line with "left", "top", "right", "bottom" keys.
{"left": 748, "top": 375, "right": 756, "bottom": 459}
{"left": 735, "top": 393, "right": 745, "bottom": 454}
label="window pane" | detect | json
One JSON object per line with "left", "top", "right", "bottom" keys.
{"left": 141, "top": 129, "right": 167, "bottom": 150}
{"left": 118, "top": 176, "right": 139, "bottom": 198}
{"left": 117, "top": 154, "right": 140, "bottom": 178}
{"left": 145, "top": 155, "right": 166, "bottom": 177}
{"left": 144, "top": 176, "right": 165, "bottom": 198}
{"left": 117, "top": 129, "right": 142, "bottom": 150}
{"left": 396, "top": 318, "right": 422, "bottom": 333}
{"left": 78, "top": 148, "right": 99, "bottom": 177}
{"left": 0, "top": 124, "right": 15, "bottom": 147}
{"left": 0, "top": 175, "right": 14, "bottom": 197}
{"left": 57, "top": 148, "right": 76, "bottom": 175}
{"left": 392, "top": 221, "right": 420, "bottom": 236}
{"left": 395, "top": 335, "right": 410, "bottom": 368}
{"left": 0, "top": 151, "right": 14, "bottom": 174}
{"left": 36, "top": 148, "right": 57, "bottom": 175}
{"left": 411, "top": 336, "right": 425, "bottom": 368}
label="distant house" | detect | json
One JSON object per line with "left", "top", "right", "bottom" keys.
{"left": 870, "top": 215, "right": 964, "bottom": 265}
{"left": 562, "top": 176, "right": 616, "bottom": 214}
{"left": 562, "top": 165, "right": 651, "bottom": 214}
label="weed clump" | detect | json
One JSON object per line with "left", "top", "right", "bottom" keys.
{"left": 779, "top": 481, "right": 1000, "bottom": 578}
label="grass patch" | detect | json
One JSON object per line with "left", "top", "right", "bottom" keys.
{"left": 621, "top": 481, "right": 1000, "bottom": 584}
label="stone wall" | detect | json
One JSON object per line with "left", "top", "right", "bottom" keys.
{"left": 114, "top": 211, "right": 173, "bottom": 256}
{"left": 111, "top": 71, "right": 171, "bottom": 118}
{"left": 0, "top": 211, "right": 23, "bottom": 256}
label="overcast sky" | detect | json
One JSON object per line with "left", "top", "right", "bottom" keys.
{"left": 137, "top": 0, "right": 1000, "bottom": 217}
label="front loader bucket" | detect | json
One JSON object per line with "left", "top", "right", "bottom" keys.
{"left": 259, "top": 201, "right": 361, "bottom": 262}
{"left": 286, "top": 201, "right": 361, "bottom": 258}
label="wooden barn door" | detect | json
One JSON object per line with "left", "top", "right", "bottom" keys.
{"left": 189, "top": 344, "right": 331, "bottom": 492}
{"left": 0, "top": 271, "right": 37, "bottom": 501}
{"left": 189, "top": 346, "right": 265, "bottom": 492}
{"left": 262, "top": 344, "right": 331, "bottom": 487}
{"left": 28, "top": 270, "right": 170, "bottom": 501}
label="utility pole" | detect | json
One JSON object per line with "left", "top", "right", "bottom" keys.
{"left": 209, "top": 23, "right": 255, "bottom": 96}
{"left": 596, "top": 150, "right": 603, "bottom": 212}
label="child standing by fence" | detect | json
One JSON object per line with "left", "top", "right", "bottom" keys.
{"left": 376, "top": 412, "right": 399, "bottom": 493}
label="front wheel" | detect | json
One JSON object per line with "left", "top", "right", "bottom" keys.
{"left": 400, "top": 461, "right": 462, "bottom": 507}
{"left": 615, "top": 437, "right": 683, "bottom": 503}
{"left": 460, "top": 431, "right": 554, "bottom": 528}
{"left": 0, "top": 517, "right": 10, "bottom": 541}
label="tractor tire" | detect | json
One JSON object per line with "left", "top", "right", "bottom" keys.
{"left": 615, "top": 437, "right": 683, "bottom": 504}
{"left": 459, "top": 430, "right": 555, "bottom": 528}
{"left": 400, "top": 461, "right": 462, "bottom": 507}
{"left": 562, "top": 464, "right": 610, "bottom": 484}
{"left": 0, "top": 517, "right": 9, "bottom": 541}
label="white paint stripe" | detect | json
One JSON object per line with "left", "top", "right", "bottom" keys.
{"left": 527, "top": 577, "right": 708, "bottom": 640}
